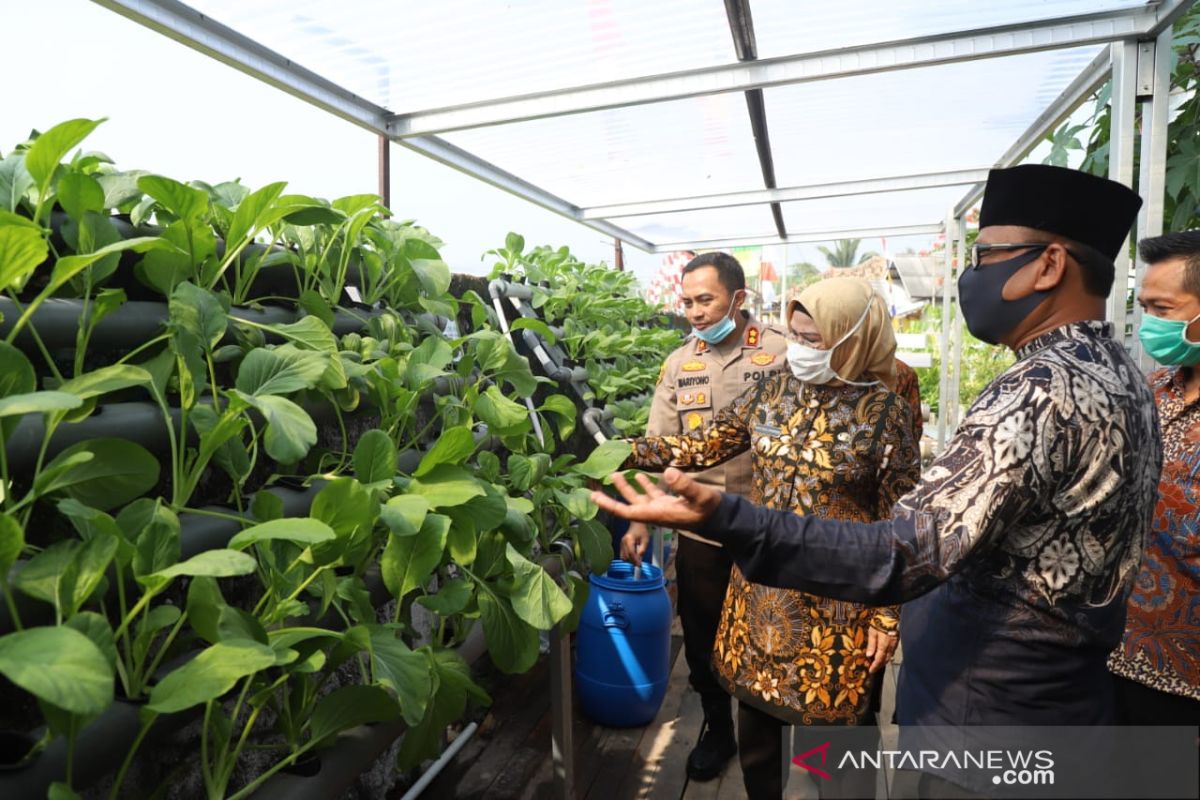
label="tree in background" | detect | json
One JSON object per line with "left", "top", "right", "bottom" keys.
{"left": 787, "top": 261, "right": 822, "bottom": 291}
{"left": 817, "top": 238, "right": 879, "bottom": 268}
{"left": 1045, "top": 6, "right": 1199, "bottom": 231}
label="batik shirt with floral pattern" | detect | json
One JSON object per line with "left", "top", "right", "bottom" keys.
{"left": 1109, "top": 366, "right": 1200, "bottom": 701}
{"left": 628, "top": 376, "right": 919, "bottom": 724}
{"left": 692, "top": 321, "right": 1163, "bottom": 726}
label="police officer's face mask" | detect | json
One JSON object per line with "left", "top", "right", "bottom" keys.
{"left": 692, "top": 291, "right": 743, "bottom": 344}
{"left": 957, "top": 247, "right": 1052, "bottom": 346}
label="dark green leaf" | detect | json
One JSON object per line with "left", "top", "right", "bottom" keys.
{"left": 505, "top": 545, "right": 571, "bottom": 630}
{"left": 381, "top": 513, "right": 449, "bottom": 598}
{"left": 366, "top": 626, "right": 433, "bottom": 725}
{"left": 0, "top": 626, "right": 112, "bottom": 714}
{"left": 235, "top": 346, "right": 328, "bottom": 396}
{"left": 56, "top": 172, "right": 104, "bottom": 219}
{"left": 408, "top": 465, "right": 487, "bottom": 508}
{"left": 414, "top": 427, "right": 477, "bottom": 476}
{"left": 353, "top": 429, "right": 397, "bottom": 484}
{"left": 0, "top": 224, "right": 49, "bottom": 292}
{"left": 571, "top": 440, "right": 633, "bottom": 480}
{"left": 37, "top": 438, "right": 159, "bottom": 511}
{"left": 26, "top": 118, "right": 105, "bottom": 198}
{"left": 309, "top": 684, "right": 399, "bottom": 745}
{"left": 477, "top": 591, "right": 539, "bottom": 674}
{"left": 415, "top": 578, "right": 473, "bottom": 616}
{"left": 147, "top": 641, "right": 276, "bottom": 713}
{"left": 228, "top": 518, "right": 336, "bottom": 550}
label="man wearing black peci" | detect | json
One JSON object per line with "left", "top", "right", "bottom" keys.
{"left": 595, "top": 165, "right": 1162, "bottom": 797}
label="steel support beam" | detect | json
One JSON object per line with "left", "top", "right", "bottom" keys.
{"left": 387, "top": 8, "right": 1158, "bottom": 137}
{"left": 653, "top": 224, "right": 942, "bottom": 253}
{"left": 399, "top": 136, "right": 654, "bottom": 250}
{"left": 1147, "top": 0, "right": 1197, "bottom": 37}
{"left": 1132, "top": 29, "right": 1175, "bottom": 371}
{"left": 936, "top": 213, "right": 955, "bottom": 452}
{"left": 952, "top": 45, "right": 1112, "bottom": 218}
{"left": 91, "top": 0, "right": 655, "bottom": 252}
{"left": 948, "top": 214, "right": 968, "bottom": 433}
{"left": 585, "top": 168, "right": 991, "bottom": 219}
{"left": 1107, "top": 41, "right": 1139, "bottom": 339}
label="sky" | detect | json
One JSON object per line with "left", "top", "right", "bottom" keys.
{"left": 4, "top": 1, "right": 1082, "bottom": 292}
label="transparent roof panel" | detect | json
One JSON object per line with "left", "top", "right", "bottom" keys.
{"left": 609, "top": 205, "right": 779, "bottom": 246}
{"left": 780, "top": 186, "right": 968, "bottom": 235}
{"left": 767, "top": 46, "right": 1105, "bottom": 188}
{"left": 185, "top": 0, "right": 735, "bottom": 111}
{"left": 753, "top": 0, "right": 1146, "bottom": 57}
{"left": 443, "top": 93, "right": 763, "bottom": 208}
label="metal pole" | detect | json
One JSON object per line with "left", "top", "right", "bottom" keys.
{"left": 378, "top": 134, "right": 391, "bottom": 209}
{"left": 936, "top": 214, "right": 954, "bottom": 452}
{"left": 1132, "top": 30, "right": 1174, "bottom": 371}
{"left": 1107, "top": 42, "right": 1138, "bottom": 342}
{"left": 549, "top": 623, "right": 576, "bottom": 800}
{"left": 949, "top": 215, "right": 967, "bottom": 433}
{"left": 614, "top": 238, "right": 625, "bottom": 271}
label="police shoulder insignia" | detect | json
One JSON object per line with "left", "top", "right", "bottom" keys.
{"left": 750, "top": 352, "right": 776, "bottom": 366}
{"left": 695, "top": 340, "right": 709, "bottom": 354}
{"left": 687, "top": 412, "right": 704, "bottom": 430}
{"left": 745, "top": 326, "right": 760, "bottom": 347}
{"left": 656, "top": 362, "right": 667, "bottom": 385}
{"left": 681, "top": 360, "right": 707, "bottom": 372}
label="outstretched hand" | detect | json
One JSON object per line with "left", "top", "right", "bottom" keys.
{"left": 591, "top": 468, "right": 723, "bottom": 532}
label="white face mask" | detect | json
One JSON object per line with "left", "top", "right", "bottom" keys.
{"left": 786, "top": 305, "right": 879, "bottom": 387}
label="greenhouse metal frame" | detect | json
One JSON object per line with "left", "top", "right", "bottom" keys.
{"left": 79, "top": 1, "right": 1196, "bottom": 795}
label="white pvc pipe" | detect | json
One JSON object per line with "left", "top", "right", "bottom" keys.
{"left": 399, "top": 721, "right": 479, "bottom": 800}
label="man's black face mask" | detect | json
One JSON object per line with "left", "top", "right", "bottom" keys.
{"left": 958, "top": 248, "right": 1051, "bottom": 346}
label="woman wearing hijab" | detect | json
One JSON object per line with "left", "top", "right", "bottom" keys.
{"left": 625, "top": 277, "right": 920, "bottom": 799}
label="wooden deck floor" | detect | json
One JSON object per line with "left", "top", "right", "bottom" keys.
{"left": 421, "top": 616, "right": 902, "bottom": 800}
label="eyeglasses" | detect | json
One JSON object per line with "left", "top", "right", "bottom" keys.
{"left": 968, "top": 242, "right": 1082, "bottom": 270}
{"left": 967, "top": 242, "right": 1049, "bottom": 270}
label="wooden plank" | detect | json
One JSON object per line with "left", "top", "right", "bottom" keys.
{"left": 614, "top": 633, "right": 693, "bottom": 799}
{"left": 443, "top": 657, "right": 552, "bottom": 798}
{"left": 484, "top": 710, "right": 555, "bottom": 800}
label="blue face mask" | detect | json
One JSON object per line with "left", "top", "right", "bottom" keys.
{"left": 692, "top": 293, "right": 742, "bottom": 344}
{"left": 1138, "top": 312, "right": 1200, "bottom": 366}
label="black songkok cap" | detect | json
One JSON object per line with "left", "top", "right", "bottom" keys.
{"left": 979, "top": 164, "right": 1143, "bottom": 261}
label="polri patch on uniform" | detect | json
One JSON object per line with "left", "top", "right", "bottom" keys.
{"left": 750, "top": 352, "right": 776, "bottom": 366}
{"left": 681, "top": 360, "right": 706, "bottom": 372}
{"left": 687, "top": 412, "right": 704, "bottom": 430}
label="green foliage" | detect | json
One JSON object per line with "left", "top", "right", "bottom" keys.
{"left": 1044, "top": 6, "right": 1200, "bottom": 231}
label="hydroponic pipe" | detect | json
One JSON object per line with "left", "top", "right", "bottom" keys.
{"left": 485, "top": 279, "right": 534, "bottom": 302}
{"left": 486, "top": 281, "right": 544, "bottom": 447}
{"left": 0, "top": 481, "right": 324, "bottom": 636}
{"left": 0, "top": 297, "right": 380, "bottom": 352}
{"left": 0, "top": 689, "right": 197, "bottom": 799}
{"left": 398, "top": 722, "right": 479, "bottom": 800}
{"left": 581, "top": 408, "right": 608, "bottom": 446}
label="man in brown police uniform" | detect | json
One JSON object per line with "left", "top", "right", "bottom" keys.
{"left": 621, "top": 252, "right": 787, "bottom": 781}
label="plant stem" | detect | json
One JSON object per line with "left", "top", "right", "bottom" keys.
{"left": 0, "top": 576, "right": 22, "bottom": 632}
{"left": 139, "top": 610, "right": 188, "bottom": 690}
{"left": 115, "top": 333, "right": 171, "bottom": 366}
{"left": 109, "top": 711, "right": 157, "bottom": 800}
{"left": 175, "top": 505, "right": 249, "bottom": 525}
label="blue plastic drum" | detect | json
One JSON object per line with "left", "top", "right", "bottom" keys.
{"left": 575, "top": 560, "right": 672, "bottom": 727}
